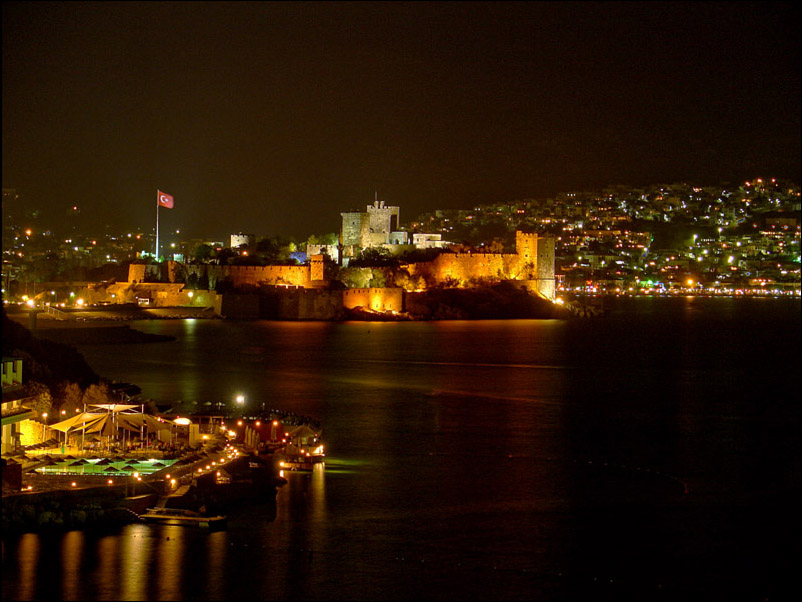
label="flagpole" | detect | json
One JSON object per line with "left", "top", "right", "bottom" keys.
{"left": 155, "top": 190, "right": 160, "bottom": 262}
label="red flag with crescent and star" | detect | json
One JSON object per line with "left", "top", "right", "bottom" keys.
{"left": 157, "top": 190, "right": 174, "bottom": 209}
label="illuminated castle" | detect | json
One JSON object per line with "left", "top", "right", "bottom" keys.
{"left": 340, "top": 198, "right": 405, "bottom": 260}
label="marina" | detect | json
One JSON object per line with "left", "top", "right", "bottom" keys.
{"left": 2, "top": 403, "right": 322, "bottom": 535}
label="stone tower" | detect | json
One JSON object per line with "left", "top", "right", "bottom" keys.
{"left": 536, "top": 237, "right": 556, "bottom": 300}
{"left": 515, "top": 231, "right": 539, "bottom": 277}
{"left": 366, "top": 200, "right": 399, "bottom": 237}
{"left": 310, "top": 254, "right": 325, "bottom": 281}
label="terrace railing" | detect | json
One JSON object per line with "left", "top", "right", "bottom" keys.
{"left": 45, "top": 305, "right": 68, "bottom": 320}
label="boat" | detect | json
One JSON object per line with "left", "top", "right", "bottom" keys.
{"left": 139, "top": 507, "right": 227, "bottom": 528}
{"left": 277, "top": 455, "right": 316, "bottom": 472}
{"left": 273, "top": 425, "right": 325, "bottom": 471}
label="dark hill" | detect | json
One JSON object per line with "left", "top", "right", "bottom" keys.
{"left": 2, "top": 310, "right": 100, "bottom": 389}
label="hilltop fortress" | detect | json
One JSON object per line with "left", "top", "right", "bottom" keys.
{"left": 109, "top": 229, "right": 555, "bottom": 319}
{"left": 105, "top": 196, "right": 555, "bottom": 319}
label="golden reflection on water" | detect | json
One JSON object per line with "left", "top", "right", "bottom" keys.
{"left": 205, "top": 531, "right": 228, "bottom": 600}
{"left": 16, "top": 533, "right": 39, "bottom": 600}
{"left": 308, "top": 463, "right": 328, "bottom": 585}
{"left": 156, "top": 526, "right": 184, "bottom": 600}
{"left": 61, "top": 530, "right": 84, "bottom": 600}
{"left": 92, "top": 534, "right": 118, "bottom": 599}
{"left": 120, "top": 524, "right": 151, "bottom": 601}
{"left": 310, "top": 463, "right": 327, "bottom": 523}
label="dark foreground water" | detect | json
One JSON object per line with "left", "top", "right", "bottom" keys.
{"left": 3, "top": 297, "right": 800, "bottom": 600}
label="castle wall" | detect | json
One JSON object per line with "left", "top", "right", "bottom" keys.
{"left": 106, "top": 282, "right": 203, "bottom": 306}
{"left": 404, "top": 252, "right": 524, "bottom": 284}
{"left": 366, "top": 232, "right": 390, "bottom": 247}
{"left": 515, "top": 231, "right": 539, "bottom": 264}
{"left": 297, "top": 289, "right": 344, "bottom": 320}
{"left": 215, "top": 293, "right": 260, "bottom": 319}
{"left": 184, "top": 264, "right": 312, "bottom": 288}
{"left": 309, "top": 254, "right": 325, "bottom": 282}
{"left": 128, "top": 264, "right": 147, "bottom": 283}
{"left": 218, "top": 287, "right": 346, "bottom": 320}
{"left": 399, "top": 231, "right": 555, "bottom": 298}
{"left": 342, "top": 287, "right": 404, "bottom": 313}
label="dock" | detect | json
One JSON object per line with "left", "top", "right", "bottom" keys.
{"left": 139, "top": 507, "right": 227, "bottom": 528}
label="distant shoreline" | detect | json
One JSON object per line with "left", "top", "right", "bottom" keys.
{"left": 4, "top": 313, "right": 178, "bottom": 345}
{"left": 33, "top": 325, "right": 175, "bottom": 345}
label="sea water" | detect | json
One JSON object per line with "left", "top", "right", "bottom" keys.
{"left": 3, "top": 297, "right": 800, "bottom": 600}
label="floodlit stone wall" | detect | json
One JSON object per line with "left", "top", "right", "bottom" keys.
{"left": 400, "top": 231, "right": 555, "bottom": 299}
{"left": 309, "top": 254, "right": 325, "bottom": 282}
{"left": 404, "top": 252, "right": 525, "bottom": 284}
{"left": 342, "top": 287, "right": 404, "bottom": 312}
{"left": 366, "top": 201, "right": 399, "bottom": 234}
{"left": 340, "top": 212, "right": 370, "bottom": 247}
{"left": 214, "top": 293, "right": 261, "bottom": 319}
{"left": 128, "top": 263, "right": 147, "bottom": 283}
{"left": 184, "top": 264, "right": 312, "bottom": 288}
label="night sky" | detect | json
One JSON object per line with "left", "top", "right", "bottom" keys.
{"left": 3, "top": 2, "right": 799, "bottom": 240}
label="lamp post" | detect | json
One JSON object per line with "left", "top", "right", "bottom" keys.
{"left": 42, "top": 412, "right": 48, "bottom": 442}
{"left": 61, "top": 410, "right": 67, "bottom": 452}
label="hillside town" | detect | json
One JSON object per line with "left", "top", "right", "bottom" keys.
{"left": 3, "top": 178, "right": 800, "bottom": 310}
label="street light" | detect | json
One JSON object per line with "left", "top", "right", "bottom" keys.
{"left": 236, "top": 394, "right": 245, "bottom": 406}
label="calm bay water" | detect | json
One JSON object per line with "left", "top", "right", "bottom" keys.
{"left": 3, "top": 297, "right": 800, "bottom": 600}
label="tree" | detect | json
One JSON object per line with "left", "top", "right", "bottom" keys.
{"left": 349, "top": 247, "right": 398, "bottom": 267}
{"left": 339, "top": 268, "right": 372, "bottom": 289}
{"left": 214, "top": 248, "right": 239, "bottom": 264}
{"left": 55, "top": 381, "right": 84, "bottom": 414}
{"left": 369, "top": 269, "right": 387, "bottom": 288}
{"left": 307, "top": 232, "right": 338, "bottom": 247}
{"left": 82, "top": 382, "right": 113, "bottom": 407}
{"left": 194, "top": 244, "right": 213, "bottom": 262}
{"left": 23, "top": 381, "right": 53, "bottom": 415}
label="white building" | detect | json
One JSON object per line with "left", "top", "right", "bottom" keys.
{"left": 230, "top": 233, "right": 255, "bottom": 249}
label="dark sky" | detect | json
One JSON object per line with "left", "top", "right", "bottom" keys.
{"left": 3, "top": 2, "right": 800, "bottom": 240}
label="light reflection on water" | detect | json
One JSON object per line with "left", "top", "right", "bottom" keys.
{"left": 120, "top": 525, "right": 150, "bottom": 601}
{"left": 15, "top": 535, "right": 38, "bottom": 601}
{"left": 60, "top": 531, "right": 82, "bottom": 600}
{"left": 2, "top": 298, "right": 800, "bottom": 600}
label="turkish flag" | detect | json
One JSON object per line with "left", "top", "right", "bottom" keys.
{"left": 158, "top": 190, "right": 174, "bottom": 209}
